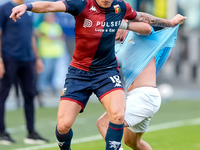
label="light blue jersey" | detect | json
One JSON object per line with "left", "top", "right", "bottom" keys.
{"left": 115, "top": 25, "right": 179, "bottom": 89}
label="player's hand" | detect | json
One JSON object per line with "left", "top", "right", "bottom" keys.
{"left": 9, "top": 4, "right": 27, "bottom": 22}
{"left": 36, "top": 58, "right": 44, "bottom": 74}
{"left": 171, "top": 14, "right": 187, "bottom": 27}
{"left": 0, "top": 61, "right": 5, "bottom": 79}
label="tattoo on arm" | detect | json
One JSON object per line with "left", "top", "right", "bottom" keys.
{"left": 137, "top": 12, "right": 172, "bottom": 27}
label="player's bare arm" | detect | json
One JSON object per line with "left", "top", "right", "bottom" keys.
{"left": 128, "top": 22, "right": 152, "bottom": 35}
{"left": 119, "top": 20, "right": 152, "bottom": 36}
{"left": 135, "top": 12, "right": 187, "bottom": 27}
{"left": 10, "top": 1, "right": 66, "bottom": 22}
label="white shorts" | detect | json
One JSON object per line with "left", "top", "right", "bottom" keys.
{"left": 124, "top": 87, "right": 161, "bottom": 133}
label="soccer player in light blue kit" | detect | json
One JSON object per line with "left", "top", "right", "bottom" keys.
{"left": 97, "top": 21, "right": 182, "bottom": 150}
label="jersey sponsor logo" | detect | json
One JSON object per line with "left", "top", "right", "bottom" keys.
{"left": 95, "top": 28, "right": 115, "bottom": 32}
{"left": 109, "top": 141, "right": 121, "bottom": 150}
{"left": 83, "top": 18, "right": 93, "bottom": 28}
{"left": 95, "top": 28, "right": 116, "bottom": 32}
{"left": 96, "top": 20, "right": 121, "bottom": 27}
{"left": 89, "top": 6, "right": 97, "bottom": 12}
{"left": 83, "top": 18, "right": 121, "bottom": 33}
{"left": 113, "top": 4, "right": 121, "bottom": 14}
{"left": 95, "top": 20, "right": 121, "bottom": 33}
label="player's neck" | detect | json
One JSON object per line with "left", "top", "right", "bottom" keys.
{"left": 12, "top": 0, "right": 24, "bottom": 5}
{"left": 95, "top": 0, "right": 113, "bottom": 8}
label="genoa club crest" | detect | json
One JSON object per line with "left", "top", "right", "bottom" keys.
{"left": 114, "top": 4, "right": 121, "bottom": 14}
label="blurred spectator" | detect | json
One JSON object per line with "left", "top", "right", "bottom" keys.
{"left": 178, "top": 0, "right": 200, "bottom": 30}
{"left": 56, "top": 12, "right": 75, "bottom": 58}
{"left": 36, "top": 13, "right": 67, "bottom": 94}
{"left": 138, "top": 0, "right": 154, "bottom": 13}
{"left": 0, "top": 0, "right": 48, "bottom": 145}
{"left": 177, "top": 0, "right": 200, "bottom": 82}
{"left": 153, "top": 0, "right": 166, "bottom": 31}
{"left": 153, "top": 0, "right": 166, "bottom": 18}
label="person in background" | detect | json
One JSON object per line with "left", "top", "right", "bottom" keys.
{"left": 0, "top": 0, "right": 48, "bottom": 145}
{"left": 36, "top": 13, "right": 66, "bottom": 95}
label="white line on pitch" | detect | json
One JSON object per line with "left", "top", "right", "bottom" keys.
{"left": 14, "top": 117, "right": 200, "bottom": 150}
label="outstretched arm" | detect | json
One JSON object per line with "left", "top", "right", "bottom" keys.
{"left": 119, "top": 20, "right": 152, "bottom": 36}
{"left": 10, "top": 1, "right": 66, "bottom": 22}
{"left": 134, "top": 12, "right": 187, "bottom": 27}
{"left": 128, "top": 21, "right": 152, "bottom": 35}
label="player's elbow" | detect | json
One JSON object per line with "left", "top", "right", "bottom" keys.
{"left": 44, "top": 4, "right": 55, "bottom": 13}
{"left": 146, "top": 24, "right": 152, "bottom": 35}
{"left": 142, "top": 24, "right": 152, "bottom": 35}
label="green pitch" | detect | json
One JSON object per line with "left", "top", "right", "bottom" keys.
{"left": 1, "top": 100, "right": 200, "bottom": 150}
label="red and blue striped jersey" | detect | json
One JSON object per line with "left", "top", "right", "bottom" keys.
{"left": 63, "top": 0, "right": 136, "bottom": 71}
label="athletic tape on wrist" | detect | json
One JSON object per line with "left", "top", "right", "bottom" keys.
{"left": 119, "top": 22, "right": 129, "bottom": 30}
{"left": 26, "top": 4, "right": 33, "bottom": 11}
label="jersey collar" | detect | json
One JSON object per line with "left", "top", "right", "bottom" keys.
{"left": 93, "top": 0, "right": 115, "bottom": 13}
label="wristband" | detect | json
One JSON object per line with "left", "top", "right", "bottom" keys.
{"left": 119, "top": 22, "right": 129, "bottom": 30}
{"left": 0, "top": 57, "right": 3, "bottom": 62}
{"left": 26, "top": 4, "right": 33, "bottom": 11}
{"left": 127, "top": 22, "right": 129, "bottom": 30}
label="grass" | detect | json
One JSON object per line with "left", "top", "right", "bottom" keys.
{"left": 1, "top": 99, "right": 200, "bottom": 150}
{"left": 69, "top": 125, "right": 200, "bottom": 150}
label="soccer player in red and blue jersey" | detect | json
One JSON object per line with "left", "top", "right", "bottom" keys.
{"left": 10, "top": 0, "right": 186, "bottom": 149}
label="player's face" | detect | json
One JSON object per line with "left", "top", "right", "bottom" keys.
{"left": 96, "top": 0, "right": 114, "bottom": 8}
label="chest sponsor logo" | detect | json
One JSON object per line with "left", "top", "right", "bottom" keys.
{"left": 82, "top": 18, "right": 121, "bottom": 33}
{"left": 96, "top": 20, "right": 121, "bottom": 27}
{"left": 83, "top": 18, "right": 93, "bottom": 28}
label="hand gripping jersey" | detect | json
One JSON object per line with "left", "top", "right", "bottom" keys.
{"left": 115, "top": 25, "right": 180, "bottom": 89}
{"left": 63, "top": 0, "right": 136, "bottom": 71}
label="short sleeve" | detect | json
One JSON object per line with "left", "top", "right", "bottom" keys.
{"left": 62, "top": 0, "right": 87, "bottom": 16}
{"left": 123, "top": 2, "right": 137, "bottom": 20}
